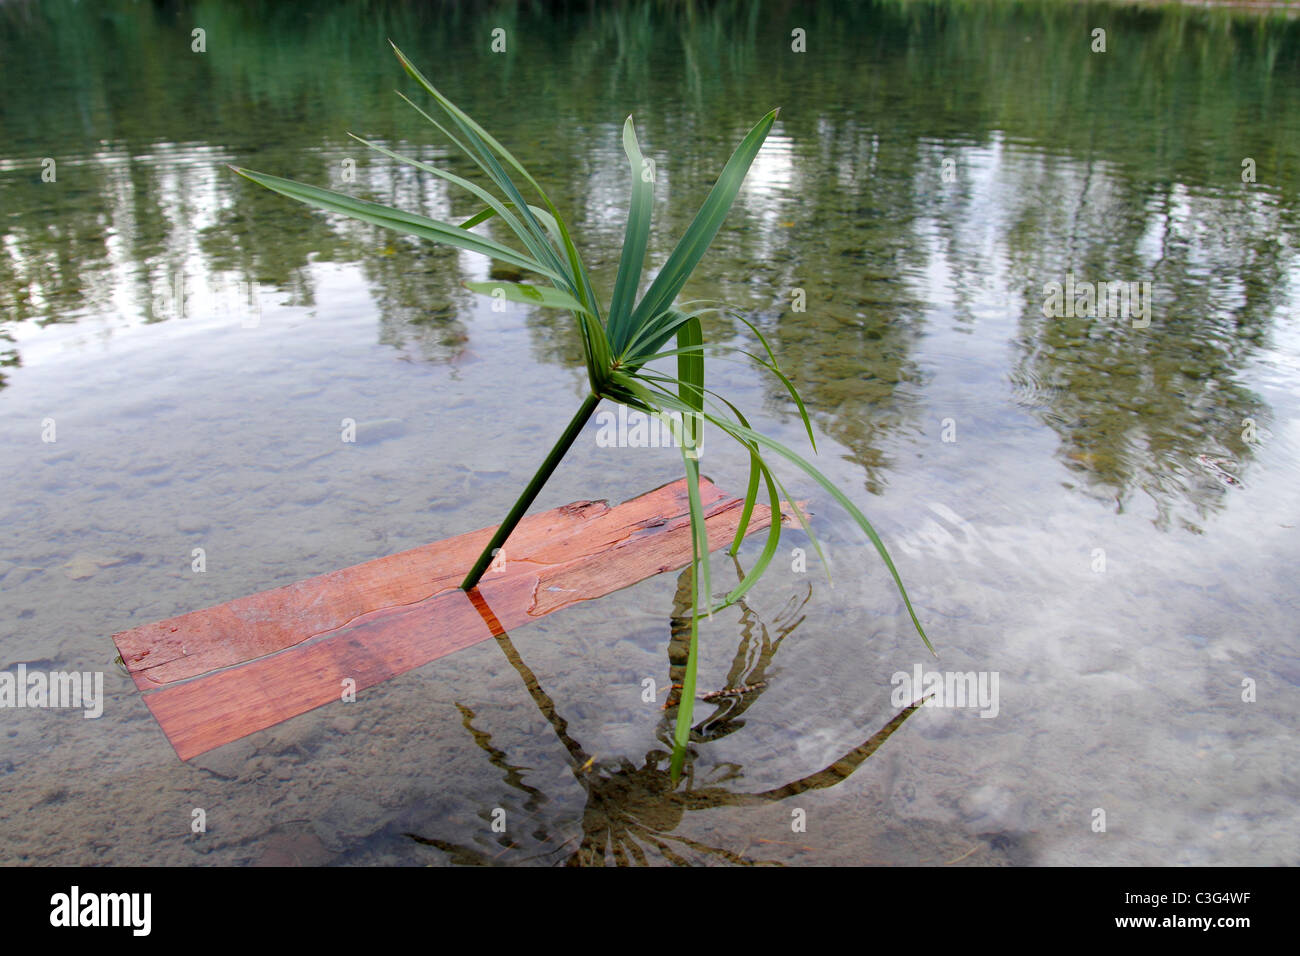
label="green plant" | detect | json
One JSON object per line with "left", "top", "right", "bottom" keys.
{"left": 233, "top": 42, "right": 933, "bottom": 779}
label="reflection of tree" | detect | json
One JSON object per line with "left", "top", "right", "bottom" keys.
{"left": 407, "top": 564, "right": 923, "bottom": 866}
{"left": 363, "top": 244, "right": 473, "bottom": 366}
{"left": 756, "top": 112, "right": 931, "bottom": 496}
{"left": 0, "top": 166, "right": 116, "bottom": 329}
{"left": 0, "top": 328, "right": 18, "bottom": 390}
{"left": 1, "top": 0, "right": 1296, "bottom": 522}
{"left": 1003, "top": 167, "right": 1274, "bottom": 529}
{"left": 199, "top": 182, "right": 337, "bottom": 305}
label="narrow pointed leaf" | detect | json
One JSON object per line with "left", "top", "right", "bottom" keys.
{"left": 624, "top": 108, "right": 778, "bottom": 337}
{"left": 723, "top": 403, "right": 763, "bottom": 555}
{"left": 458, "top": 201, "right": 563, "bottom": 251}
{"left": 669, "top": 568, "right": 701, "bottom": 780}
{"left": 713, "top": 416, "right": 933, "bottom": 655}
{"left": 391, "top": 43, "right": 600, "bottom": 322}
{"left": 463, "top": 281, "right": 595, "bottom": 317}
{"left": 621, "top": 377, "right": 933, "bottom": 655}
{"left": 728, "top": 310, "right": 817, "bottom": 452}
{"left": 350, "top": 133, "right": 566, "bottom": 292}
{"left": 230, "top": 166, "right": 564, "bottom": 284}
{"left": 608, "top": 116, "right": 655, "bottom": 353}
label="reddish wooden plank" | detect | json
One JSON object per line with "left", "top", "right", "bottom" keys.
{"left": 115, "top": 478, "right": 728, "bottom": 688}
{"left": 144, "top": 589, "right": 492, "bottom": 760}
{"left": 118, "top": 477, "right": 795, "bottom": 760}
{"left": 113, "top": 500, "right": 610, "bottom": 688}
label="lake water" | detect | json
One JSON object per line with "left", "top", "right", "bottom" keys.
{"left": 1, "top": 0, "right": 1298, "bottom": 865}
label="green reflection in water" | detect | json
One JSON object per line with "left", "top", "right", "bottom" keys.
{"left": 2, "top": 0, "right": 1297, "bottom": 521}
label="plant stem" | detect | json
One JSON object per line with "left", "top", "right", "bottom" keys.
{"left": 461, "top": 391, "right": 603, "bottom": 591}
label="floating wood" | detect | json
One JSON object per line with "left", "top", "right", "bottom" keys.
{"left": 113, "top": 477, "right": 796, "bottom": 760}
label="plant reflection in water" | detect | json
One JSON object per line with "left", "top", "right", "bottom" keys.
{"left": 408, "top": 560, "right": 926, "bottom": 866}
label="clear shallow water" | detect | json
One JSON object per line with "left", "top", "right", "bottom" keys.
{"left": 1, "top": 0, "right": 1298, "bottom": 865}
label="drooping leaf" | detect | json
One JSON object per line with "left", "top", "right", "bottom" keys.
{"left": 236, "top": 47, "right": 935, "bottom": 790}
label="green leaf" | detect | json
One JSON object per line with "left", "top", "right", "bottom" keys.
{"left": 230, "top": 166, "right": 566, "bottom": 285}
{"left": 722, "top": 402, "right": 764, "bottom": 555}
{"left": 390, "top": 43, "right": 601, "bottom": 323}
{"left": 622, "top": 108, "right": 778, "bottom": 347}
{"left": 458, "top": 201, "right": 564, "bottom": 250}
{"left": 578, "top": 310, "right": 614, "bottom": 392}
{"left": 350, "top": 133, "right": 569, "bottom": 297}
{"left": 463, "top": 280, "right": 595, "bottom": 317}
{"left": 621, "top": 304, "right": 716, "bottom": 366}
{"left": 607, "top": 116, "right": 655, "bottom": 354}
{"left": 676, "top": 314, "right": 709, "bottom": 621}
{"left": 670, "top": 447, "right": 708, "bottom": 780}
{"left": 675, "top": 315, "right": 704, "bottom": 443}
{"left": 390, "top": 68, "right": 559, "bottom": 271}
{"left": 715, "top": 416, "right": 933, "bottom": 655}
{"left": 669, "top": 316, "right": 708, "bottom": 780}
{"left": 727, "top": 310, "right": 817, "bottom": 453}
{"left": 721, "top": 456, "right": 783, "bottom": 609}
{"left": 622, "top": 376, "right": 934, "bottom": 656}
{"left": 707, "top": 397, "right": 785, "bottom": 612}
{"left": 669, "top": 572, "right": 700, "bottom": 782}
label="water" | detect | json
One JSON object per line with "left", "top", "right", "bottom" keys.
{"left": 1, "top": 0, "right": 1298, "bottom": 865}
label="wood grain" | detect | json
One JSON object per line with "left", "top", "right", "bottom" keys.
{"left": 115, "top": 477, "right": 795, "bottom": 760}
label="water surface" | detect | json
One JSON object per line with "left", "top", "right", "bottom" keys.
{"left": 1, "top": 0, "right": 1298, "bottom": 865}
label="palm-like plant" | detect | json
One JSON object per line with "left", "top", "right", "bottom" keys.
{"left": 233, "top": 43, "right": 933, "bottom": 779}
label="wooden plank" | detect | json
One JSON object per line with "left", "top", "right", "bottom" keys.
{"left": 143, "top": 589, "right": 492, "bottom": 761}
{"left": 113, "top": 477, "right": 794, "bottom": 760}
{"left": 116, "top": 478, "right": 728, "bottom": 688}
